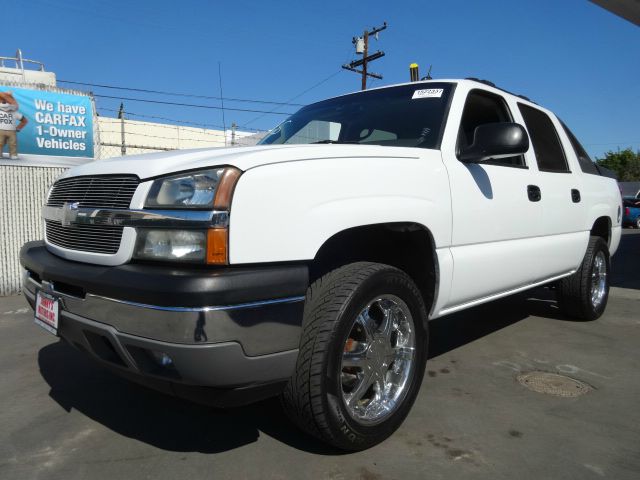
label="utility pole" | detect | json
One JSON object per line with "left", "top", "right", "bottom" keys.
{"left": 117, "top": 102, "right": 126, "bottom": 156}
{"left": 231, "top": 122, "right": 237, "bottom": 146}
{"left": 342, "top": 22, "right": 387, "bottom": 90}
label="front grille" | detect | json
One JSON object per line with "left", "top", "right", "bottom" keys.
{"left": 47, "top": 175, "right": 139, "bottom": 209}
{"left": 45, "top": 220, "right": 123, "bottom": 254}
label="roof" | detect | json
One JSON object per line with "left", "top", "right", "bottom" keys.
{"left": 317, "top": 78, "right": 537, "bottom": 108}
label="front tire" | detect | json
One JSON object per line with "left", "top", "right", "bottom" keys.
{"left": 557, "top": 236, "right": 610, "bottom": 320}
{"left": 281, "top": 262, "right": 428, "bottom": 451}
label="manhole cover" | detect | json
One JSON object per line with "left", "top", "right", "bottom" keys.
{"left": 516, "top": 371, "right": 592, "bottom": 397}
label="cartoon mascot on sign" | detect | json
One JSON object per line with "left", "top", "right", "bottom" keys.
{"left": 0, "top": 91, "right": 28, "bottom": 160}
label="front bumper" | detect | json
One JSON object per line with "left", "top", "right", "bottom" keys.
{"left": 21, "top": 241, "right": 308, "bottom": 401}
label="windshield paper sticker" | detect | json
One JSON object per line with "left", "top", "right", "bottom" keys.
{"left": 412, "top": 88, "right": 443, "bottom": 99}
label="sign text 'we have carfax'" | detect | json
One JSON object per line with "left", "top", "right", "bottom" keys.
{"left": 0, "top": 84, "right": 95, "bottom": 165}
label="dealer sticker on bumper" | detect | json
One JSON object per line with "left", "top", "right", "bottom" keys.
{"left": 35, "top": 291, "right": 59, "bottom": 336}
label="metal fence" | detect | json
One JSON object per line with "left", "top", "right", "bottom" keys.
{"left": 0, "top": 165, "right": 66, "bottom": 295}
{"left": 94, "top": 116, "right": 265, "bottom": 160}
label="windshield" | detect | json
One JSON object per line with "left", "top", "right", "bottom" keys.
{"left": 259, "top": 82, "right": 454, "bottom": 149}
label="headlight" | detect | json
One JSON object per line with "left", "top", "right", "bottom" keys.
{"left": 138, "top": 167, "right": 241, "bottom": 265}
{"left": 145, "top": 167, "right": 240, "bottom": 209}
{"left": 134, "top": 229, "right": 206, "bottom": 262}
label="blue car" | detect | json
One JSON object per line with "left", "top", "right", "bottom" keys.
{"left": 623, "top": 197, "right": 640, "bottom": 228}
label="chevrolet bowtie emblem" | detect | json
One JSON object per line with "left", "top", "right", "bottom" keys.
{"left": 61, "top": 202, "right": 80, "bottom": 226}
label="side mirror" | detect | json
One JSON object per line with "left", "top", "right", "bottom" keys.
{"left": 458, "top": 122, "right": 529, "bottom": 163}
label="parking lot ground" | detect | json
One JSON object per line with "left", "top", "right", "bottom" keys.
{"left": 1, "top": 230, "right": 639, "bottom": 480}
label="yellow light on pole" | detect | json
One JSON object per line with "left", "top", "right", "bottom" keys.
{"left": 409, "top": 63, "right": 419, "bottom": 82}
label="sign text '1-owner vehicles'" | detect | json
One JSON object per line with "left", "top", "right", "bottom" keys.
{"left": 21, "top": 79, "right": 621, "bottom": 451}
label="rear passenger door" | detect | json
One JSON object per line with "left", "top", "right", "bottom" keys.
{"left": 440, "top": 88, "right": 545, "bottom": 310}
{"left": 516, "top": 103, "right": 588, "bottom": 278}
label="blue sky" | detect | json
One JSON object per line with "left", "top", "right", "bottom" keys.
{"left": 4, "top": 0, "right": 638, "bottom": 158}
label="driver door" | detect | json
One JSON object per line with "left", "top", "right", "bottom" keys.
{"left": 440, "top": 88, "right": 544, "bottom": 311}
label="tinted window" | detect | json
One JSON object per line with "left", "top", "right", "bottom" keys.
{"left": 457, "top": 90, "right": 525, "bottom": 167}
{"left": 560, "top": 121, "right": 600, "bottom": 175}
{"left": 518, "top": 104, "right": 569, "bottom": 173}
{"left": 259, "top": 82, "right": 454, "bottom": 149}
{"left": 287, "top": 120, "right": 341, "bottom": 144}
{"left": 359, "top": 128, "right": 397, "bottom": 143}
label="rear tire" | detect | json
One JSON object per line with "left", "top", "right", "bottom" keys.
{"left": 281, "top": 262, "right": 428, "bottom": 451}
{"left": 556, "top": 236, "right": 610, "bottom": 320}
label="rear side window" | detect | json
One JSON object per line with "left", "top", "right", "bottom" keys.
{"left": 560, "top": 122, "right": 600, "bottom": 175}
{"left": 518, "top": 104, "right": 569, "bottom": 173}
{"left": 457, "top": 90, "right": 525, "bottom": 167}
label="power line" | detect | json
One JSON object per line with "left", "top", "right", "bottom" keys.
{"left": 96, "top": 107, "right": 264, "bottom": 132}
{"left": 92, "top": 94, "right": 294, "bottom": 115}
{"left": 241, "top": 69, "right": 343, "bottom": 128}
{"left": 58, "top": 79, "right": 306, "bottom": 107}
{"left": 99, "top": 130, "right": 254, "bottom": 143}
{"left": 584, "top": 141, "right": 640, "bottom": 146}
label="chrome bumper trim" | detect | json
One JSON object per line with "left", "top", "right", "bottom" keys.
{"left": 92, "top": 294, "right": 306, "bottom": 313}
{"left": 22, "top": 271, "right": 305, "bottom": 355}
{"left": 42, "top": 205, "right": 229, "bottom": 228}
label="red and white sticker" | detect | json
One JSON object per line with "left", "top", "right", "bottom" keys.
{"left": 412, "top": 88, "right": 443, "bottom": 99}
{"left": 35, "top": 292, "right": 59, "bottom": 335}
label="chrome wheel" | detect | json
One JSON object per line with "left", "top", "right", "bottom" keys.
{"left": 341, "top": 294, "right": 416, "bottom": 425}
{"left": 590, "top": 251, "right": 607, "bottom": 309}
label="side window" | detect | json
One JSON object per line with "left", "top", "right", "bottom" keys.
{"left": 560, "top": 121, "right": 600, "bottom": 175}
{"left": 518, "top": 104, "right": 570, "bottom": 173}
{"left": 457, "top": 89, "right": 525, "bottom": 167}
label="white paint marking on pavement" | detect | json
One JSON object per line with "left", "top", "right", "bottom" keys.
{"left": 2, "top": 308, "right": 29, "bottom": 315}
{"left": 583, "top": 464, "right": 605, "bottom": 476}
{"left": 555, "top": 364, "right": 610, "bottom": 380}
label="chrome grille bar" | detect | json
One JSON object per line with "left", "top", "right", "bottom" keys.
{"left": 47, "top": 175, "right": 139, "bottom": 209}
{"left": 45, "top": 220, "right": 123, "bottom": 254}
{"left": 42, "top": 206, "right": 229, "bottom": 228}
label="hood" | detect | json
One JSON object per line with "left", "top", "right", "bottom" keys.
{"left": 60, "top": 144, "right": 424, "bottom": 180}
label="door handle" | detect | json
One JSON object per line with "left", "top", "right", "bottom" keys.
{"left": 527, "top": 185, "right": 541, "bottom": 202}
{"left": 571, "top": 189, "right": 581, "bottom": 203}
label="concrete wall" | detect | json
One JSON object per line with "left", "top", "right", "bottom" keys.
{"left": 97, "top": 118, "right": 262, "bottom": 158}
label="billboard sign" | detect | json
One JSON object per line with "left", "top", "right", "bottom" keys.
{"left": 0, "top": 85, "right": 95, "bottom": 166}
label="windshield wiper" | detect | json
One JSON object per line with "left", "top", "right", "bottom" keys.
{"left": 311, "top": 140, "right": 360, "bottom": 144}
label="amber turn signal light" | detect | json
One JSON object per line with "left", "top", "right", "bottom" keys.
{"left": 213, "top": 168, "right": 242, "bottom": 210}
{"left": 206, "top": 228, "right": 228, "bottom": 265}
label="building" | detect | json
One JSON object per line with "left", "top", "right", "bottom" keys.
{"left": 0, "top": 50, "right": 56, "bottom": 86}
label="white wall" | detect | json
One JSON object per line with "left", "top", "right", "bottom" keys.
{"left": 0, "top": 67, "right": 57, "bottom": 87}
{"left": 97, "top": 117, "right": 262, "bottom": 157}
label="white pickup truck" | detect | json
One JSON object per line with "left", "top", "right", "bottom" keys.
{"left": 21, "top": 78, "right": 621, "bottom": 450}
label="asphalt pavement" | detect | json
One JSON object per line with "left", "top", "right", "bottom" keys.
{"left": 1, "top": 231, "right": 639, "bottom": 480}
